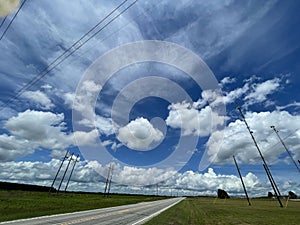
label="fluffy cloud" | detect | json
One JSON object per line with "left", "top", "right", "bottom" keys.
{"left": 0, "top": 110, "right": 72, "bottom": 161}
{"left": 117, "top": 117, "right": 164, "bottom": 150}
{"left": 213, "top": 110, "right": 300, "bottom": 164}
{"left": 0, "top": 134, "right": 33, "bottom": 161}
{"left": 22, "top": 90, "right": 54, "bottom": 110}
{"left": 164, "top": 168, "right": 265, "bottom": 197}
{"left": 73, "top": 129, "right": 99, "bottom": 147}
{"left": 1, "top": 159, "right": 298, "bottom": 197}
{"left": 166, "top": 102, "right": 225, "bottom": 137}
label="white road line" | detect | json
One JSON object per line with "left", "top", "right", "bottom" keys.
{"left": 131, "top": 197, "right": 185, "bottom": 225}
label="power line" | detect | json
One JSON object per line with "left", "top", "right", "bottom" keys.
{"left": 0, "top": 0, "right": 139, "bottom": 112}
{"left": 0, "top": 0, "right": 27, "bottom": 41}
{"left": 271, "top": 125, "right": 300, "bottom": 173}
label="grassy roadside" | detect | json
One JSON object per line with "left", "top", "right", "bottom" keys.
{"left": 145, "top": 197, "right": 300, "bottom": 225}
{"left": 0, "top": 190, "right": 166, "bottom": 222}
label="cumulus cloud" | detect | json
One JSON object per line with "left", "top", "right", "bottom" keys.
{"left": 117, "top": 117, "right": 164, "bottom": 150}
{"left": 22, "top": 90, "right": 54, "bottom": 109}
{"left": 166, "top": 101, "right": 226, "bottom": 137}
{"left": 0, "top": 134, "right": 33, "bottom": 161}
{"left": 1, "top": 159, "right": 298, "bottom": 197}
{"left": 0, "top": 110, "right": 73, "bottom": 161}
{"left": 213, "top": 110, "right": 300, "bottom": 164}
{"left": 73, "top": 129, "right": 99, "bottom": 147}
{"left": 164, "top": 168, "right": 264, "bottom": 196}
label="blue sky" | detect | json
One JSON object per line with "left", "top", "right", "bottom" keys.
{"left": 0, "top": 0, "right": 299, "bottom": 197}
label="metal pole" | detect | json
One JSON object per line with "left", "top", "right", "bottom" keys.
{"left": 236, "top": 103, "right": 283, "bottom": 207}
{"left": 49, "top": 150, "right": 68, "bottom": 195}
{"left": 64, "top": 154, "right": 79, "bottom": 193}
{"left": 57, "top": 153, "right": 74, "bottom": 194}
{"left": 271, "top": 126, "right": 300, "bottom": 173}
{"left": 233, "top": 156, "right": 251, "bottom": 206}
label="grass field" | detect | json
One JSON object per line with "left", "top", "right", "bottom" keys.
{"left": 144, "top": 197, "right": 300, "bottom": 225}
{"left": 0, "top": 190, "right": 166, "bottom": 222}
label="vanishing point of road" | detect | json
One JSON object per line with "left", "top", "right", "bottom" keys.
{"left": 0, "top": 197, "right": 184, "bottom": 225}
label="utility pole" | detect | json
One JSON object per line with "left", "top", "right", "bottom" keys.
{"left": 236, "top": 103, "right": 283, "bottom": 207}
{"left": 57, "top": 153, "right": 74, "bottom": 194}
{"left": 270, "top": 126, "right": 300, "bottom": 173}
{"left": 49, "top": 150, "right": 68, "bottom": 195}
{"left": 104, "top": 164, "right": 113, "bottom": 197}
{"left": 64, "top": 154, "right": 80, "bottom": 193}
{"left": 233, "top": 156, "right": 251, "bottom": 206}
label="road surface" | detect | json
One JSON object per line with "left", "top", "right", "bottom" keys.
{"left": 0, "top": 197, "right": 184, "bottom": 225}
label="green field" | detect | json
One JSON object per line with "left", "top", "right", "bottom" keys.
{"left": 0, "top": 190, "right": 166, "bottom": 222}
{"left": 145, "top": 197, "right": 300, "bottom": 225}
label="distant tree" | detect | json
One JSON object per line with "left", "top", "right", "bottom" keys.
{"left": 217, "top": 189, "right": 230, "bottom": 199}
{"left": 288, "top": 191, "right": 297, "bottom": 199}
{"left": 268, "top": 192, "right": 273, "bottom": 198}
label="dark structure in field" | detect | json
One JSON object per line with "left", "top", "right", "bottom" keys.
{"left": 217, "top": 189, "right": 230, "bottom": 199}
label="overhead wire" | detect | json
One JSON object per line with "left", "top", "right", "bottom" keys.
{"left": 0, "top": 0, "right": 27, "bottom": 41}
{"left": 0, "top": 0, "right": 139, "bottom": 112}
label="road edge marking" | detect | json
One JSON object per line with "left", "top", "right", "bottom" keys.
{"left": 131, "top": 197, "right": 185, "bottom": 225}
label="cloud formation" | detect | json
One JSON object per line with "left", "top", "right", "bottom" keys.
{"left": 117, "top": 117, "right": 164, "bottom": 150}
{"left": 22, "top": 90, "right": 54, "bottom": 110}
{"left": 0, "top": 110, "right": 72, "bottom": 161}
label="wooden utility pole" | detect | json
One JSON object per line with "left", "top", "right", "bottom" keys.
{"left": 236, "top": 103, "right": 283, "bottom": 207}
{"left": 57, "top": 153, "right": 74, "bottom": 194}
{"left": 233, "top": 156, "right": 251, "bottom": 206}
{"left": 64, "top": 154, "right": 80, "bottom": 193}
{"left": 48, "top": 150, "right": 68, "bottom": 195}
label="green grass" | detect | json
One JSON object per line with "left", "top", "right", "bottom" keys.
{"left": 0, "top": 190, "right": 166, "bottom": 222}
{"left": 145, "top": 197, "right": 300, "bottom": 225}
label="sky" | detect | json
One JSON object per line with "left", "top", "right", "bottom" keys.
{"left": 0, "top": 0, "right": 299, "bottom": 197}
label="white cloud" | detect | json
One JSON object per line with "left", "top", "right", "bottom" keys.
{"left": 0, "top": 134, "right": 33, "bottom": 161}
{"left": 220, "top": 76, "right": 236, "bottom": 86}
{"left": 22, "top": 90, "right": 54, "bottom": 109}
{"left": 244, "top": 78, "right": 281, "bottom": 105}
{"left": 212, "top": 110, "right": 300, "bottom": 164}
{"left": 1, "top": 110, "right": 73, "bottom": 161}
{"left": 73, "top": 129, "right": 99, "bottom": 147}
{"left": 0, "top": 159, "right": 298, "bottom": 197}
{"left": 117, "top": 117, "right": 164, "bottom": 150}
{"left": 63, "top": 92, "right": 75, "bottom": 108}
{"left": 166, "top": 101, "right": 226, "bottom": 137}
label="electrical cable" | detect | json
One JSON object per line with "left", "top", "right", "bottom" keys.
{"left": 0, "top": 0, "right": 139, "bottom": 112}
{"left": 0, "top": 0, "right": 27, "bottom": 40}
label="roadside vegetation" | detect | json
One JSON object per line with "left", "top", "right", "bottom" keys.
{"left": 145, "top": 197, "right": 300, "bottom": 225}
{"left": 0, "top": 190, "right": 166, "bottom": 222}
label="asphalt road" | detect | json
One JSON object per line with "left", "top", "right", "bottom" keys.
{"left": 0, "top": 197, "right": 184, "bottom": 225}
